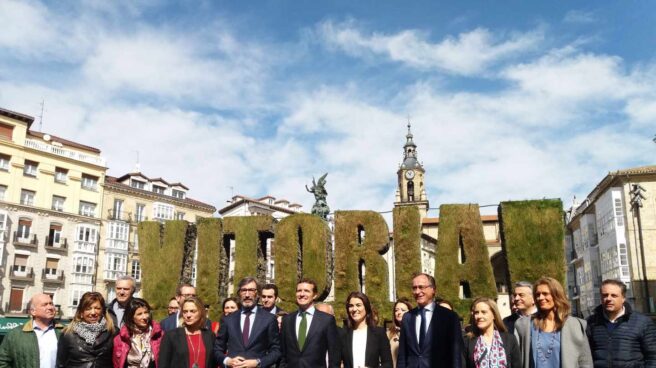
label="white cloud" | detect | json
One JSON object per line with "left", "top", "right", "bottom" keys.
{"left": 563, "top": 10, "right": 596, "bottom": 24}
{"left": 317, "top": 20, "right": 543, "bottom": 75}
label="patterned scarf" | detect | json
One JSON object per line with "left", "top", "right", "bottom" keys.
{"left": 128, "top": 328, "right": 153, "bottom": 368}
{"left": 73, "top": 320, "right": 107, "bottom": 345}
{"left": 473, "top": 330, "right": 507, "bottom": 368}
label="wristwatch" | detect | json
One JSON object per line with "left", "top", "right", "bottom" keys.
{"left": 256, "top": 358, "right": 261, "bottom": 367}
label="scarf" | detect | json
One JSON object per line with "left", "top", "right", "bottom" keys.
{"left": 127, "top": 327, "right": 153, "bottom": 368}
{"left": 73, "top": 320, "right": 107, "bottom": 345}
{"left": 473, "top": 329, "right": 507, "bottom": 368}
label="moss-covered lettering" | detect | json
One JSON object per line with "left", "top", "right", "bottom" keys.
{"left": 393, "top": 206, "right": 422, "bottom": 302}
{"left": 499, "top": 199, "right": 566, "bottom": 287}
{"left": 435, "top": 204, "right": 497, "bottom": 318}
{"left": 334, "top": 210, "right": 391, "bottom": 326}
{"left": 274, "top": 214, "right": 333, "bottom": 311}
{"left": 196, "top": 218, "right": 224, "bottom": 321}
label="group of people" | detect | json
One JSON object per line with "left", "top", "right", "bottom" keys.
{"left": 0, "top": 273, "right": 654, "bottom": 368}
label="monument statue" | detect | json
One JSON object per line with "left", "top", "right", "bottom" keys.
{"left": 306, "top": 173, "right": 330, "bottom": 220}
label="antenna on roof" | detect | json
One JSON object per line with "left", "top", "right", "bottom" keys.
{"left": 38, "top": 99, "right": 45, "bottom": 132}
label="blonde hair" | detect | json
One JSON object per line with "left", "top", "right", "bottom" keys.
{"left": 180, "top": 296, "right": 207, "bottom": 330}
{"left": 64, "top": 292, "right": 115, "bottom": 334}
{"left": 466, "top": 297, "right": 506, "bottom": 338}
{"left": 533, "top": 276, "right": 570, "bottom": 331}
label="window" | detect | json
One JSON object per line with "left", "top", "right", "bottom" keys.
{"left": 20, "top": 189, "right": 35, "bottom": 206}
{"left": 107, "top": 221, "right": 129, "bottom": 241}
{"left": 130, "top": 180, "right": 145, "bottom": 190}
{"left": 79, "top": 201, "right": 96, "bottom": 217}
{"left": 0, "top": 212, "right": 7, "bottom": 241}
{"left": 172, "top": 189, "right": 185, "bottom": 199}
{"left": 13, "top": 254, "right": 28, "bottom": 273}
{"left": 112, "top": 199, "right": 124, "bottom": 220}
{"left": 72, "top": 256, "right": 95, "bottom": 283}
{"left": 152, "top": 185, "right": 166, "bottom": 194}
{"left": 23, "top": 160, "right": 38, "bottom": 177}
{"left": 614, "top": 198, "right": 624, "bottom": 227}
{"left": 131, "top": 260, "right": 141, "bottom": 281}
{"left": 0, "top": 123, "right": 13, "bottom": 141}
{"left": 70, "top": 287, "right": 92, "bottom": 306}
{"left": 54, "top": 167, "right": 68, "bottom": 183}
{"left": 45, "top": 258, "right": 59, "bottom": 275}
{"left": 48, "top": 223, "right": 62, "bottom": 246}
{"left": 75, "top": 225, "right": 98, "bottom": 253}
{"left": 0, "top": 185, "right": 6, "bottom": 200}
{"left": 153, "top": 203, "right": 174, "bottom": 220}
{"left": 17, "top": 218, "right": 31, "bottom": 239}
{"left": 175, "top": 212, "right": 185, "bottom": 220}
{"left": 51, "top": 196, "right": 65, "bottom": 211}
{"left": 0, "top": 154, "right": 10, "bottom": 170}
{"left": 135, "top": 204, "right": 146, "bottom": 222}
{"left": 81, "top": 174, "right": 98, "bottom": 191}
{"left": 105, "top": 253, "right": 127, "bottom": 279}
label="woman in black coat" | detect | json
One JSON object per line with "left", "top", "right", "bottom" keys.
{"left": 159, "top": 296, "right": 215, "bottom": 368}
{"left": 462, "top": 297, "right": 520, "bottom": 368}
{"left": 56, "top": 292, "right": 116, "bottom": 368}
{"left": 341, "top": 291, "right": 393, "bottom": 368}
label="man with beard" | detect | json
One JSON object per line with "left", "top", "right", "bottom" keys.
{"left": 213, "top": 276, "right": 281, "bottom": 367}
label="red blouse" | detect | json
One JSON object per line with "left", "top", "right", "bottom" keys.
{"left": 186, "top": 333, "right": 206, "bottom": 368}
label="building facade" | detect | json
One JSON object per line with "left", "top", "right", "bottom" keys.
{"left": 566, "top": 165, "right": 656, "bottom": 316}
{"left": 96, "top": 173, "right": 216, "bottom": 301}
{"left": 0, "top": 107, "right": 107, "bottom": 317}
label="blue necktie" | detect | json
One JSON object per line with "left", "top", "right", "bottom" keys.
{"left": 419, "top": 307, "right": 426, "bottom": 348}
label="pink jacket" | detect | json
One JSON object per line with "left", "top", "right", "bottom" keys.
{"left": 113, "top": 321, "right": 164, "bottom": 368}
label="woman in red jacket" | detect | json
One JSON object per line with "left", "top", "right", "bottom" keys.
{"left": 113, "top": 298, "right": 164, "bottom": 368}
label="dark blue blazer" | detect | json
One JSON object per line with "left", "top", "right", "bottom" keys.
{"left": 279, "top": 308, "right": 340, "bottom": 368}
{"left": 213, "top": 307, "right": 281, "bottom": 368}
{"left": 397, "top": 303, "right": 463, "bottom": 368}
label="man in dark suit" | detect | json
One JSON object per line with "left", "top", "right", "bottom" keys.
{"left": 261, "top": 283, "right": 284, "bottom": 315}
{"left": 160, "top": 283, "right": 206, "bottom": 331}
{"left": 213, "top": 276, "right": 281, "bottom": 367}
{"left": 279, "top": 278, "right": 340, "bottom": 367}
{"left": 397, "top": 273, "right": 462, "bottom": 368}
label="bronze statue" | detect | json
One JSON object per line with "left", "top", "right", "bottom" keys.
{"left": 306, "top": 173, "right": 330, "bottom": 220}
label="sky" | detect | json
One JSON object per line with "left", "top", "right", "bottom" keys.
{"left": 1, "top": 0, "right": 655, "bottom": 220}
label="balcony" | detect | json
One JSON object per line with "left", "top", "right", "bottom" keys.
{"left": 9, "top": 266, "right": 35, "bottom": 282}
{"left": 45, "top": 237, "right": 68, "bottom": 254}
{"left": 13, "top": 232, "right": 37, "bottom": 248}
{"left": 104, "top": 269, "right": 125, "bottom": 281}
{"left": 24, "top": 138, "right": 106, "bottom": 166}
{"left": 42, "top": 268, "right": 65, "bottom": 285}
{"left": 107, "top": 209, "right": 132, "bottom": 222}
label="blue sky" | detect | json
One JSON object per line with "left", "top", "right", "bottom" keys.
{"left": 1, "top": 0, "right": 655, "bottom": 218}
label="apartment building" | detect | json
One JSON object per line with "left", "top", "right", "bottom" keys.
{"left": 96, "top": 172, "right": 216, "bottom": 300}
{"left": 566, "top": 165, "right": 656, "bottom": 316}
{"left": 0, "top": 107, "right": 106, "bottom": 317}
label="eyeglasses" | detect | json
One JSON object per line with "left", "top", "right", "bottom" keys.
{"left": 412, "top": 285, "right": 434, "bottom": 291}
{"left": 239, "top": 288, "right": 257, "bottom": 294}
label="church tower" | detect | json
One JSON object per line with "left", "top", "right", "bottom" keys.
{"left": 394, "top": 122, "right": 429, "bottom": 218}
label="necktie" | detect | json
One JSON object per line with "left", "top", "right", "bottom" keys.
{"left": 419, "top": 307, "right": 426, "bottom": 348}
{"left": 242, "top": 310, "right": 252, "bottom": 346}
{"left": 298, "top": 311, "right": 307, "bottom": 350}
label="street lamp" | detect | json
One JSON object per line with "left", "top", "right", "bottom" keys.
{"left": 630, "top": 183, "right": 651, "bottom": 312}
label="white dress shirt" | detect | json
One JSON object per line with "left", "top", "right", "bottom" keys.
{"left": 415, "top": 302, "right": 435, "bottom": 344}
{"left": 34, "top": 322, "right": 58, "bottom": 368}
{"left": 295, "top": 305, "right": 315, "bottom": 339}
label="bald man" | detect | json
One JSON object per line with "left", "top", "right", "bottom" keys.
{"left": 0, "top": 293, "right": 63, "bottom": 368}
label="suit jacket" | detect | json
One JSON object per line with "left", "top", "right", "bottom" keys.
{"left": 514, "top": 316, "right": 592, "bottom": 368}
{"left": 213, "top": 307, "right": 281, "bottom": 367}
{"left": 279, "top": 307, "right": 340, "bottom": 368}
{"left": 341, "top": 326, "right": 392, "bottom": 368}
{"left": 397, "top": 303, "right": 463, "bottom": 368}
{"left": 158, "top": 327, "right": 216, "bottom": 368}
{"left": 160, "top": 313, "right": 212, "bottom": 332}
{"left": 462, "top": 331, "right": 521, "bottom": 368}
